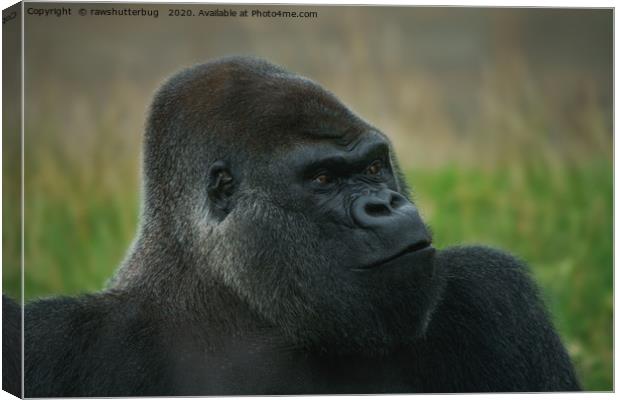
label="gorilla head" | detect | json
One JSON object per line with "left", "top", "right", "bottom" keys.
{"left": 113, "top": 56, "right": 445, "bottom": 355}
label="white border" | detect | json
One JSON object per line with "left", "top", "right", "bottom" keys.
{"left": 0, "top": 1, "right": 615, "bottom": 400}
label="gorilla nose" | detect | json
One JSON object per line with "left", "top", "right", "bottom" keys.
{"left": 352, "top": 190, "right": 416, "bottom": 227}
{"left": 352, "top": 191, "right": 431, "bottom": 254}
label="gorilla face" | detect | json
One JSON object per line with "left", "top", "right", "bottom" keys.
{"left": 276, "top": 132, "right": 433, "bottom": 271}
{"left": 142, "top": 57, "right": 446, "bottom": 354}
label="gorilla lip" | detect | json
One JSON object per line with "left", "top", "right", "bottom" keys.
{"left": 353, "top": 240, "right": 433, "bottom": 271}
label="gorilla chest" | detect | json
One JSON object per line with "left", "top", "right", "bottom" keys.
{"left": 169, "top": 342, "right": 419, "bottom": 395}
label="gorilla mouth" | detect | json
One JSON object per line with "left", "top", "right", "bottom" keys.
{"left": 354, "top": 240, "right": 433, "bottom": 271}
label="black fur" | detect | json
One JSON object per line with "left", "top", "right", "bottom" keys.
{"left": 9, "top": 56, "right": 580, "bottom": 396}
{"left": 2, "top": 296, "right": 21, "bottom": 397}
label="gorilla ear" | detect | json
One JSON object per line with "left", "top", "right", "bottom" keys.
{"left": 207, "top": 160, "right": 235, "bottom": 217}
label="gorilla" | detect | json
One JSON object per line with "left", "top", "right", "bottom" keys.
{"left": 4, "top": 56, "right": 580, "bottom": 396}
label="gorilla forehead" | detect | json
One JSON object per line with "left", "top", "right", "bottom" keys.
{"left": 148, "top": 56, "right": 371, "bottom": 153}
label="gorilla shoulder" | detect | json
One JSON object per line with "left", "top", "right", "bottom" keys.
{"left": 435, "top": 245, "right": 540, "bottom": 315}
{"left": 439, "top": 245, "right": 530, "bottom": 275}
{"left": 25, "top": 293, "right": 171, "bottom": 397}
{"left": 423, "top": 246, "right": 579, "bottom": 391}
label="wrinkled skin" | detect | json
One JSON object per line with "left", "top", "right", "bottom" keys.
{"left": 4, "top": 56, "right": 580, "bottom": 396}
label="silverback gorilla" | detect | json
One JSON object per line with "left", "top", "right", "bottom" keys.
{"left": 6, "top": 56, "right": 580, "bottom": 396}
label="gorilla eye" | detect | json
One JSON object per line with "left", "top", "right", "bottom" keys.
{"left": 366, "top": 160, "right": 383, "bottom": 176}
{"left": 314, "top": 174, "right": 332, "bottom": 185}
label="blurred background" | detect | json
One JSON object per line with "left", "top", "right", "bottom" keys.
{"left": 2, "top": 4, "right": 612, "bottom": 391}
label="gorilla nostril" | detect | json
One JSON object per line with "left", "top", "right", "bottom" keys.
{"left": 365, "top": 202, "right": 391, "bottom": 217}
{"left": 390, "top": 194, "right": 406, "bottom": 209}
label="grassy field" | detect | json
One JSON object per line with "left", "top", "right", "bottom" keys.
{"left": 4, "top": 158, "right": 612, "bottom": 391}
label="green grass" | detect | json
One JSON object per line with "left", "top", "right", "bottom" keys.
{"left": 3, "top": 161, "right": 612, "bottom": 391}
